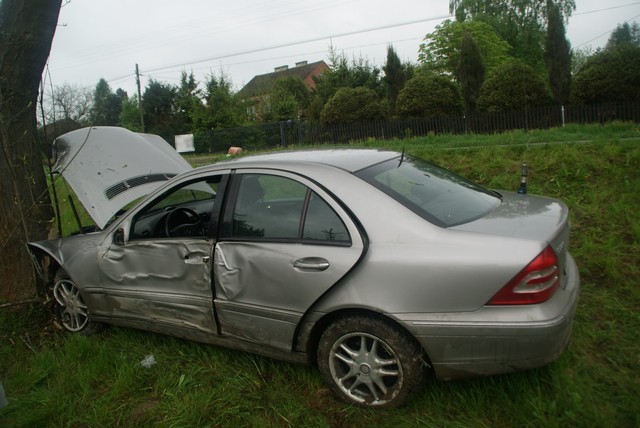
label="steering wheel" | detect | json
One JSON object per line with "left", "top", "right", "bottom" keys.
{"left": 164, "top": 207, "right": 204, "bottom": 237}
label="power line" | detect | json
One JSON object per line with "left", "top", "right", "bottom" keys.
{"left": 573, "top": 1, "right": 640, "bottom": 17}
{"left": 575, "top": 13, "right": 640, "bottom": 47}
{"left": 135, "top": 14, "right": 449, "bottom": 76}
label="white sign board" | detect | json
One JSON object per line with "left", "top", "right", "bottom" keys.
{"left": 175, "top": 134, "right": 195, "bottom": 153}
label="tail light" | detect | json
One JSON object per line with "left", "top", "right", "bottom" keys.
{"left": 488, "top": 246, "right": 560, "bottom": 305}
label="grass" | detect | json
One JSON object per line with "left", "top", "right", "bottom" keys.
{"left": 2, "top": 123, "right": 639, "bottom": 426}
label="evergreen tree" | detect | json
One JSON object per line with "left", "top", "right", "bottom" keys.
{"left": 382, "top": 45, "right": 406, "bottom": 117}
{"left": 544, "top": 2, "right": 572, "bottom": 105}
{"left": 191, "top": 72, "right": 243, "bottom": 130}
{"left": 142, "top": 79, "right": 178, "bottom": 141}
{"left": 92, "top": 78, "right": 124, "bottom": 126}
{"left": 456, "top": 31, "right": 485, "bottom": 114}
{"left": 606, "top": 22, "right": 640, "bottom": 50}
{"left": 312, "top": 46, "right": 383, "bottom": 104}
{"left": 175, "top": 71, "right": 200, "bottom": 133}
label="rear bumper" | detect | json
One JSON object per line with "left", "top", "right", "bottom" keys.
{"left": 394, "top": 253, "right": 580, "bottom": 380}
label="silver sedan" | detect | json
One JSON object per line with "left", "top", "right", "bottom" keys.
{"left": 29, "top": 127, "right": 579, "bottom": 408}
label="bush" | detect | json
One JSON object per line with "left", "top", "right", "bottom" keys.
{"left": 571, "top": 45, "right": 640, "bottom": 104}
{"left": 320, "top": 87, "right": 385, "bottom": 124}
{"left": 395, "top": 73, "right": 463, "bottom": 118}
{"left": 477, "top": 61, "right": 550, "bottom": 112}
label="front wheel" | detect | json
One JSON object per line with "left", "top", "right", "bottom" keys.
{"left": 317, "top": 315, "right": 426, "bottom": 408}
{"left": 52, "top": 270, "right": 101, "bottom": 335}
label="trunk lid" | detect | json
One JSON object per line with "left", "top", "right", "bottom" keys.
{"left": 452, "top": 191, "right": 570, "bottom": 283}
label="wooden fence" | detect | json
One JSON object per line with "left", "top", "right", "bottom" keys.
{"left": 204, "top": 102, "right": 640, "bottom": 152}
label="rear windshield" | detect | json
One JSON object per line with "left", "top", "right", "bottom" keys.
{"left": 355, "top": 156, "right": 501, "bottom": 227}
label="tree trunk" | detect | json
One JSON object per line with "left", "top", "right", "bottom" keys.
{"left": 0, "top": 0, "right": 62, "bottom": 301}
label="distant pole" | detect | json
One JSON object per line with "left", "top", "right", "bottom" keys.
{"left": 135, "top": 63, "right": 145, "bottom": 132}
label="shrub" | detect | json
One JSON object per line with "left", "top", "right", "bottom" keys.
{"left": 320, "top": 87, "right": 385, "bottom": 124}
{"left": 477, "top": 61, "right": 550, "bottom": 112}
{"left": 571, "top": 45, "right": 640, "bottom": 104}
{"left": 396, "top": 73, "right": 463, "bottom": 118}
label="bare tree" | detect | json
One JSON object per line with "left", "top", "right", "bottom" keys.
{"left": 50, "top": 83, "right": 94, "bottom": 125}
{"left": 0, "top": 0, "right": 62, "bottom": 301}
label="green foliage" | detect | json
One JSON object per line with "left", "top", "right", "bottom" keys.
{"left": 605, "top": 22, "right": 640, "bottom": 50}
{"left": 118, "top": 97, "right": 142, "bottom": 133}
{"left": 396, "top": 73, "right": 463, "bottom": 118}
{"left": 312, "top": 47, "right": 383, "bottom": 105}
{"left": 191, "top": 72, "right": 244, "bottom": 131}
{"left": 264, "top": 76, "right": 311, "bottom": 121}
{"left": 320, "top": 87, "right": 385, "bottom": 124}
{"left": 477, "top": 60, "right": 550, "bottom": 112}
{"left": 142, "top": 79, "right": 178, "bottom": 141}
{"left": 544, "top": 2, "right": 572, "bottom": 105}
{"left": 457, "top": 30, "right": 485, "bottom": 113}
{"left": 571, "top": 45, "right": 640, "bottom": 104}
{"left": 419, "top": 19, "right": 511, "bottom": 76}
{"left": 382, "top": 45, "right": 407, "bottom": 117}
{"left": 448, "top": 1, "right": 576, "bottom": 81}
{"left": 449, "top": 0, "right": 576, "bottom": 26}
{"left": 270, "top": 89, "right": 299, "bottom": 121}
{"left": 174, "top": 71, "right": 201, "bottom": 134}
{"left": 91, "top": 79, "right": 124, "bottom": 126}
{"left": 306, "top": 95, "right": 324, "bottom": 123}
{"left": 273, "top": 76, "right": 310, "bottom": 110}
{"left": 570, "top": 45, "right": 594, "bottom": 75}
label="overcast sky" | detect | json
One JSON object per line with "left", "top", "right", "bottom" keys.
{"left": 46, "top": 0, "right": 640, "bottom": 95}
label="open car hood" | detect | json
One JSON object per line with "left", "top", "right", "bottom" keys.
{"left": 52, "top": 127, "right": 192, "bottom": 229}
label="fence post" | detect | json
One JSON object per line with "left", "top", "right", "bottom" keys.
{"left": 561, "top": 105, "right": 565, "bottom": 127}
{"left": 279, "top": 121, "right": 286, "bottom": 146}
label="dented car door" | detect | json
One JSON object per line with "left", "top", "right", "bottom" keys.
{"left": 213, "top": 171, "right": 365, "bottom": 350}
{"left": 92, "top": 174, "right": 227, "bottom": 337}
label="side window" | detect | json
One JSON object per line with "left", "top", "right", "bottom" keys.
{"left": 131, "top": 176, "right": 222, "bottom": 239}
{"left": 229, "top": 174, "right": 350, "bottom": 244}
{"left": 303, "top": 192, "right": 350, "bottom": 242}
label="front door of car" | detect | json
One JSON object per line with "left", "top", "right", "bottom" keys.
{"left": 212, "top": 170, "right": 365, "bottom": 351}
{"left": 96, "top": 174, "right": 228, "bottom": 338}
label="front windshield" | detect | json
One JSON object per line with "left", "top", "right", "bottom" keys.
{"left": 355, "top": 156, "right": 501, "bottom": 227}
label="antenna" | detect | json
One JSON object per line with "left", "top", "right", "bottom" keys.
{"left": 517, "top": 162, "right": 528, "bottom": 194}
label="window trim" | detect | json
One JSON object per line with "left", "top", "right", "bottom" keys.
{"left": 220, "top": 171, "right": 352, "bottom": 246}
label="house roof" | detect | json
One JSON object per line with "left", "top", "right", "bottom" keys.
{"left": 238, "top": 60, "right": 329, "bottom": 98}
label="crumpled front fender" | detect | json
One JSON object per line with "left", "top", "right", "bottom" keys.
{"left": 27, "top": 240, "right": 65, "bottom": 282}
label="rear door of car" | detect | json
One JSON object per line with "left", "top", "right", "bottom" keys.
{"left": 212, "top": 169, "right": 365, "bottom": 350}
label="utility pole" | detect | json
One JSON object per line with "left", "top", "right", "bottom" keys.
{"left": 135, "top": 63, "right": 145, "bottom": 132}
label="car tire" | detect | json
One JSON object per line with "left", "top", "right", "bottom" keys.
{"left": 52, "top": 270, "right": 101, "bottom": 335}
{"left": 317, "top": 315, "right": 426, "bottom": 408}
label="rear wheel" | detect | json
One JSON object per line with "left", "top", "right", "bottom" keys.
{"left": 317, "top": 315, "right": 426, "bottom": 408}
{"left": 52, "top": 270, "right": 101, "bottom": 335}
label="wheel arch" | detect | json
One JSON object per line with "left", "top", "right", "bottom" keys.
{"left": 300, "top": 308, "right": 433, "bottom": 369}
{"left": 27, "top": 243, "right": 64, "bottom": 294}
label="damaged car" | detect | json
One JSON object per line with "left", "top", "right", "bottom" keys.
{"left": 29, "top": 126, "right": 580, "bottom": 408}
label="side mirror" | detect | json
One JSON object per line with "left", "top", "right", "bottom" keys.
{"left": 113, "top": 228, "right": 125, "bottom": 246}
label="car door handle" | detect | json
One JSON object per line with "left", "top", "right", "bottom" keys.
{"left": 184, "top": 255, "right": 210, "bottom": 264}
{"left": 293, "top": 257, "right": 330, "bottom": 271}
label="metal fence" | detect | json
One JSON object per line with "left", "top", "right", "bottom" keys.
{"left": 201, "top": 102, "right": 640, "bottom": 153}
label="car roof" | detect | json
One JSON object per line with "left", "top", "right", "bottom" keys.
{"left": 210, "top": 148, "right": 400, "bottom": 173}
